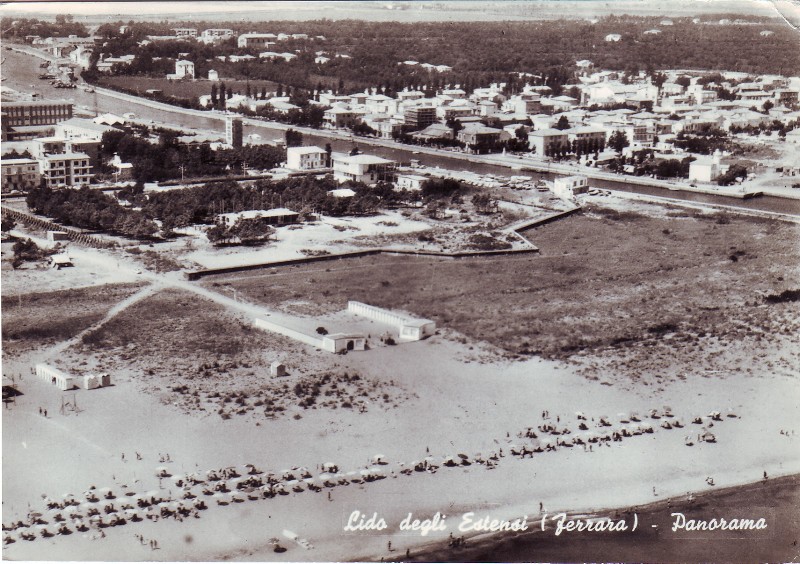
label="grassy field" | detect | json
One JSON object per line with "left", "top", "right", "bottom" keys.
{"left": 200, "top": 204, "right": 800, "bottom": 383}
{"left": 96, "top": 76, "right": 278, "bottom": 100}
{"left": 1, "top": 282, "right": 145, "bottom": 358}
{"left": 72, "top": 288, "right": 411, "bottom": 420}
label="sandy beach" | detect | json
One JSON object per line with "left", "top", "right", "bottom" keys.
{"left": 3, "top": 325, "right": 799, "bottom": 561}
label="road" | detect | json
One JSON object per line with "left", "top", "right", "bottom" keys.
{"left": 3, "top": 44, "right": 800, "bottom": 216}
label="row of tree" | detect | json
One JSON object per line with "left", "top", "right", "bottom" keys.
{"left": 26, "top": 185, "right": 159, "bottom": 239}
{"left": 99, "top": 129, "right": 286, "bottom": 182}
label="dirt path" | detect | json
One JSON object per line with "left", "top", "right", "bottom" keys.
{"left": 41, "top": 282, "right": 162, "bottom": 362}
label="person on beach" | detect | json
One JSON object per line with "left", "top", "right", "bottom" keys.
{"left": 763, "top": 471, "right": 768, "bottom": 480}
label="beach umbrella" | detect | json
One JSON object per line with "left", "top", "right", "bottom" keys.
{"left": 575, "top": 411, "right": 585, "bottom": 419}
{"left": 145, "top": 490, "right": 160, "bottom": 499}
{"left": 662, "top": 405, "right": 674, "bottom": 417}
{"left": 170, "top": 474, "right": 185, "bottom": 482}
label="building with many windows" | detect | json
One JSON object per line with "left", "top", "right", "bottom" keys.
{"left": 1, "top": 100, "right": 73, "bottom": 141}
{"left": 1, "top": 159, "right": 41, "bottom": 193}
{"left": 286, "top": 146, "right": 329, "bottom": 170}
{"left": 238, "top": 33, "right": 277, "bottom": 48}
{"left": 172, "top": 28, "right": 198, "bottom": 38}
{"left": 199, "top": 29, "right": 234, "bottom": 44}
{"left": 38, "top": 152, "right": 93, "bottom": 187}
{"left": 403, "top": 105, "right": 437, "bottom": 130}
{"left": 528, "top": 129, "right": 569, "bottom": 157}
{"left": 332, "top": 153, "right": 396, "bottom": 184}
{"left": 2, "top": 101, "right": 73, "bottom": 142}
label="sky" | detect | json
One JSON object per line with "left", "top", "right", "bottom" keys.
{"left": 0, "top": 0, "right": 796, "bottom": 23}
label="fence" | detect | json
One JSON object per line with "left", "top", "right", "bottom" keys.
{"left": 1, "top": 206, "right": 115, "bottom": 249}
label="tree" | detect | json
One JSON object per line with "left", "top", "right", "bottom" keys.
{"left": 285, "top": 129, "right": 303, "bottom": 147}
{"left": 446, "top": 117, "right": 463, "bottom": 137}
{"left": 12, "top": 238, "right": 48, "bottom": 268}
{"left": 211, "top": 83, "right": 218, "bottom": 108}
{"left": 608, "top": 130, "right": 630, "bottom": 154}
{"left": 421, "top": 178, "right": 462, "bottom": 200}
{"left": 471, "top": 193, "right": 497, "bottom": 214}
{"left": 425, "top": 200, "right": 446, "bottom": 220}
{"left": 1, "top": 216, "right": 17, "bottom": 232}
{"left": 324, "top": 143, "right": 332, "bottom": 167}
{"left": 555, "top": 115, "right": 570, "bottom": 130}
{"left": 219, "top": 82, "right": 226, "bottom": 110}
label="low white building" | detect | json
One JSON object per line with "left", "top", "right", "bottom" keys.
{"left": 35, "top": 364, "right": 76, "bottom": 391}
{"left": 332, "top": 153, "right": 396, "bottom": 184}
{"left": 167, "top": 59, "right": 194, "bottom": 80}
{"left": 553, "top": 175, "right": 589, "bottom": 199}
{"left": 689, "top": 151, "right": 728, "bottom": 183}
{"left": 286, "top": 146, "right": 329, "bottom": 170}
{"left": 348, "top": 301, "right": 436, "bottom": 341}
{"left": 238, "top": 33, "right": 277, "bottom": 49}
{"left": 217, "top": 208, "right": 299, "bottom": 226}
{"left": 395, "top": 173, "right": 428, "bottom": 191}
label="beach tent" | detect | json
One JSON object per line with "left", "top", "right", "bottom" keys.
{"left": 371, "top": 454, "right": 386, "bottom": 465}
{"left": 322, "top": 462, "right": 338, "bottom": 473}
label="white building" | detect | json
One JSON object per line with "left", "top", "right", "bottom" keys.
{"left": 347, "top": 301, "right": 436, "bottom": 341}
{"left": 172, "top": 28, "right": 198, "bottom": 38}
{"left": 167, "top": 59, "right": 195, "bottom": 80}
{"left": 332, "top": 153, "right": 396, "bottom": 184}
{"left": 689, "top": 151, "right": 728, "bottom": 183}
{"left": 208, "top": 69, "right": 219, "bottom": 81}
{"left": 238, "top": 33, "right": 277, "bottom": 48}
{"left": 394, "top": 173, "right": 428, "bottom": 191}
{"left": 286, "top": 146, "right": 329, "bottom": 170}
{"left": 200, "top": 28, "right": 234, "bottom": 44}
{"left": 552, "top": 175, "right": 589, "bottom": 200}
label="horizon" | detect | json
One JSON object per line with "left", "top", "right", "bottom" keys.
{"left": 1, "top": 0, "right": 797, "bottom": 24}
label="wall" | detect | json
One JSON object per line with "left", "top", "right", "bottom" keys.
{"left": 253, "top": 318, "right": 327, "bottom": 350}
